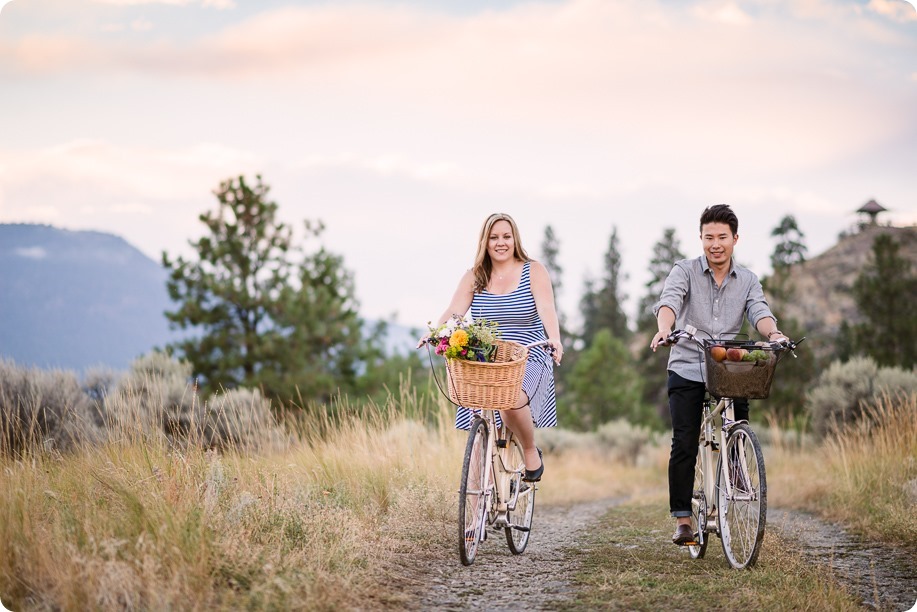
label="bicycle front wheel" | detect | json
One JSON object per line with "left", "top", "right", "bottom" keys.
{"left": 504, "top": 436, "right": 535, "bottom": 554}
{"left": 458, "top": 417, "right": 489, "bottom": 566}
{"left": 688, "top": 440, "right": 708, "bottom": 559}
{"left": 716, "top": 423, "right": 767, "bottom": 569}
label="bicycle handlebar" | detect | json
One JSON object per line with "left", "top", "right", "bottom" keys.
{"left": 418, "top": 336, "right": 557, "bottom": 356}
{"left": 662, "top": 326, "right": 805, "bottom": 353}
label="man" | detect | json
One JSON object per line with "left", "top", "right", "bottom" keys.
{"left": 650, "top": 204, "right": 786, "bottom": 546}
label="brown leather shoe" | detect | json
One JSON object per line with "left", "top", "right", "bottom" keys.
{"left": 672, "top": 523, "right": 696, "bottom": 546}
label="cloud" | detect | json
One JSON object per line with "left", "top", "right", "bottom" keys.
{"left": 90, "top": 0, "right": 234, "bottom": 8}
{"left": 691, "top": 1, "right": 753, "bottom": 25}
{"left": 867, "top": 0, "right": 917, "bottom": 21}
{"left": 291, "top": 153, "right": 462, "bottom": 185}
{"left": 0, "top": 140, "right": 262, "bottom": 202}
{"left": 14, "top": 246, "right": 48, "bottom": 259}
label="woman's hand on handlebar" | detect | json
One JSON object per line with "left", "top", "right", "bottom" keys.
{"left": 416, "top": 335, "right": 434, "bottom": 349}
{"left": 547, "top": 339, "right": 563, "bottom": 365}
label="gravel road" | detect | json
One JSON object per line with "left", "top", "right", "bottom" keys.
{"left": 399, "top": 499, "right": 915, "bottom": 611}
{"left": 411, "top": 497, "right": 623, "bottom": 611}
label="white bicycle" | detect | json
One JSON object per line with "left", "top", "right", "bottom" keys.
{"left": 662, "top": 326, "right": 802, "bottom": 569}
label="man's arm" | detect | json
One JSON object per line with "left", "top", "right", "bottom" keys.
{"left": 755, "top": 317, "right": 786, "bottom": 342}
{"left": 650, "top": 306, "right": 676, "bottom": 351}
{"left": 746, "top": 276, "right": 786, "bottom": 341}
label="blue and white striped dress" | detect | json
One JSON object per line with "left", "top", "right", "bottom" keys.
{"left": 454, "top": 261, "right": 558, "bottom": 430}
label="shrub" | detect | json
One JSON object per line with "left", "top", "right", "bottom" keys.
{"left": 0, "top": 359, "right": 101, "bottom": 454}
{"left": 201, "top": 388, "right": 290, "bottom": 452}
{"left": 806, "top": 356, "right": 917, "bottom": 438}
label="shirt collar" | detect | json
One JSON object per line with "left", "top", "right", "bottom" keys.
{"left": 701, "top": 255, "right": 737, "bottom": 277}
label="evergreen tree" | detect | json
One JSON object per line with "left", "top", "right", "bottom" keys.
{"left": 162, "top": 175, "right": 368, "bottom": 403}
{"left": 634, "top": 227, "right": 685, "bottom": 426}
{"left": 767, "top": 215, "right": 807, "bottom": 303}
{"left": 561, "top": 329, "right": 647, "bottom": 430}
{"left": 757, "top": 215, "right": 815, "bottom": 421}
{"left": 580, "top": 226, "right": 629, "bottom": 344}
{"left": 636, "top": 228, "right": 685, "bottom": 332}
{"left": 540, "top": 224, "right": 567, "bottom": 333}
{"left": 848, "top": 233, "right": 917, "bottom": 368}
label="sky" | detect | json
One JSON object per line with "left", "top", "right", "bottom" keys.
{"left": 1, "top": 0, "right": 916, "bottom": 334}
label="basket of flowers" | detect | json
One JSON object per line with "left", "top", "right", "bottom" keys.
{"left": 429, "top": 316, "right": 527, "bottom": 411}
{"left": 703, "top": 340, "right": 780, "bottom": 400}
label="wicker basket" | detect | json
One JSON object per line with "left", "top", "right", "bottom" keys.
{"left": 446, "top": 340, "right": 528, "bottom": 410}
{"left": 704, "top": 340, "right": 780, "bottom": 400}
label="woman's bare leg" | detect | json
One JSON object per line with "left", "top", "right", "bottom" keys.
{"left": 499, "top": 392, "right": 541, "bottom": 471}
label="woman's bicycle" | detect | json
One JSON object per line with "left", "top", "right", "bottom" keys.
{"left": 424, "top": 337, "right": 553, "bottom": 565}
{"left": 661, "top": 325, "right": 803, "bottom": 569}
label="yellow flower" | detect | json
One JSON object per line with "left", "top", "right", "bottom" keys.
{"left": 449, "top": 329, "right": 469, "bottom": 348}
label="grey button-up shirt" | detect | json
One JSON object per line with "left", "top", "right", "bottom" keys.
{"left": 653, "top": 255, "right": 776, "bottom": 383}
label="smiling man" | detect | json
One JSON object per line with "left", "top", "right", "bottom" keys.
{"left": 649, "top": 204, "right": 786, "bottom": 546}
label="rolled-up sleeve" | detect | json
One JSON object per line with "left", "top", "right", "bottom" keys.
{"left": 745, "top": 277, "right": 775, "bottom": 327}
{"left": 653, "top": 262, "right": 689, "bottom": 319}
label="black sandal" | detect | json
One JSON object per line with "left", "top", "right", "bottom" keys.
{"left": 523, "top": 448, "right": 544, "bottom": 482}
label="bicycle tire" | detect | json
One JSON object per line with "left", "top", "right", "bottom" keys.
{"left": 504, "top": 436, "right": 535, "bottom": 554}
{"left": 688, "top": 440, "right": 709, "bottom": 559}
{"left": 458, "top": 417, "right": 489, "bottom": 566}
{"left": 716, "top": 423, "right": 767, "bottom": 569}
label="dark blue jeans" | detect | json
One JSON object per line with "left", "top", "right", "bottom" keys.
{"left": 667, "top": 371, "right": 748, "bottom": 517}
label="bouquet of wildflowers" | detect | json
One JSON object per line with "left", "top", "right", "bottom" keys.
{"left": 428, "top": 315, "right": 501, "bottom": 362}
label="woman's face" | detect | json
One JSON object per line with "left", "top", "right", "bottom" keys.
{"left": 487, "top": 219, "right": 515, "bottom": 263}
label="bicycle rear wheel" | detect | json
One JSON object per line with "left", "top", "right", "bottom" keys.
{"left": 504, "top": 436, "right": 535, "bottom": 554}
{"left": 716, "top": 423, "right": 767, "bottom": 569}
{"left": 688, "top": 441, "right": 708, "bottom": 559}
{"left": 459, "top": 417, "right": 489, "bottom": 566}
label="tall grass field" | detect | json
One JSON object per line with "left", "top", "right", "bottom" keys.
{"left": 1, "top": 357, "right": 913, "bottom": 609}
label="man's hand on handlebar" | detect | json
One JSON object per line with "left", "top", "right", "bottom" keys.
{"left": 650, "top": 329, "right": 675, "bottom": 352}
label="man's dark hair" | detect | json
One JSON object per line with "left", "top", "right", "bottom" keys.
{"left": 699, "top": 204, "right": 738, "bottom": 235}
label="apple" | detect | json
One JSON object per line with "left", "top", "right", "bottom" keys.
{"left": 710, "top": 345, "right": 727, "bottom": 362}
{"left": 726, "top": 347, "right": 747, "bottom": 362}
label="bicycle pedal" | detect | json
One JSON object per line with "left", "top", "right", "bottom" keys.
{"left": 511, "top": 525, "right": 530, "bottom": 532}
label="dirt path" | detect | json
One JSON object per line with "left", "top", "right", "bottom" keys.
{"left": 413, "top": 497, "right": 623, "bottom": 611}
{"left": 769, "top": 509, "right": 917, "bottom": 611}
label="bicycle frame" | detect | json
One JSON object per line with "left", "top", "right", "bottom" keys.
{"left": 695, "top": 395, "right": 746, "bottom": 542}
{"left": 472, "top": 410, "right": 526, "bottom": 534}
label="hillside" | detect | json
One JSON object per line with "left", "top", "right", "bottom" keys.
{"left": 0, "top": 224, "right": 177, "bottom": 372}
{"left": 771, "top": 223, "right": 917, "bottom": 343}
{"left": 0, "top": 223, "right": 417, "bottom": 374}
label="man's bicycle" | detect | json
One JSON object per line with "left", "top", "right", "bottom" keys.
{"left": 661, "top": 325, "right": 803, "bottom": 569}
{"left": 424, "top": 338, "right": 553, "bottom": 565}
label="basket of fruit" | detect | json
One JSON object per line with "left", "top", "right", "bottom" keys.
{"left": 704, "top": 340, "right": 780, "bottom": 399}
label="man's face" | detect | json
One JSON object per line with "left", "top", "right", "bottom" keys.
{"left": 701, "top": 222, "right": 738, "bottom": 267}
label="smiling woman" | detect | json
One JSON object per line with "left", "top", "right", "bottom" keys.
{"left": 422, "top": 212, "right": 564, "bottom": 478}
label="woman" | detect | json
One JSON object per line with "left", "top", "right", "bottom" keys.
{"left": 420, "top": 213, "right": 563, "bottom": 481}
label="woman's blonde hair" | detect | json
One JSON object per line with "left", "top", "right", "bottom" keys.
{"left": 472, "top": 213, "right": 531, "bottom": 293}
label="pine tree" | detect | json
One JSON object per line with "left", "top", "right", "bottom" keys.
{"left": 162, "top": 175, "right": 368, "bottom": 403}
{"left": 636, "top": 228, "right": 685, "bottom": 332}
{"left": 561, "top": 329, "right": 647, "bottom": 430}
{"left": 540, "top": 224, "right": 566, "bottom": 333}
{"left": 635, "top": 227, "right": 685, "bottom": 427}
{"left": 580, "top": 226, "right": 629, "bottom": 345}
{"left": 767, "top": 215, "right": 808, "bottom": 303}
{"left": 849, "top": 233, "right": 917, "bottom": 368}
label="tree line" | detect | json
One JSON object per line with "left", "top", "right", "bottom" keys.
{"left": 162, "top": 175, "right": 916, "bottom": 428}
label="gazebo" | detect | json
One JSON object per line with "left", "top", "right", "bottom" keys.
{"left": 857, "top": 199, "right": 887, "bottom": 225}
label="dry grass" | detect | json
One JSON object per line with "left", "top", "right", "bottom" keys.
{"left": 3, "top": 378, "right": 910, "bottom": 609}
{"left": 767, "top": 392, "right": 917, "bottom": 547}
{"left": 0, "top": 381, "right": 646, "bottom": 610}
{"left": 562, "top": 501, "right": 862, "bottom": 611}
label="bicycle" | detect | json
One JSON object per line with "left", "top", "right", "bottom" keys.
{"left": 661, "top": 325, "right": 803, "bottom": 569}
{"left": 424, "top": 337, "right": 554, "bottom": 566}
